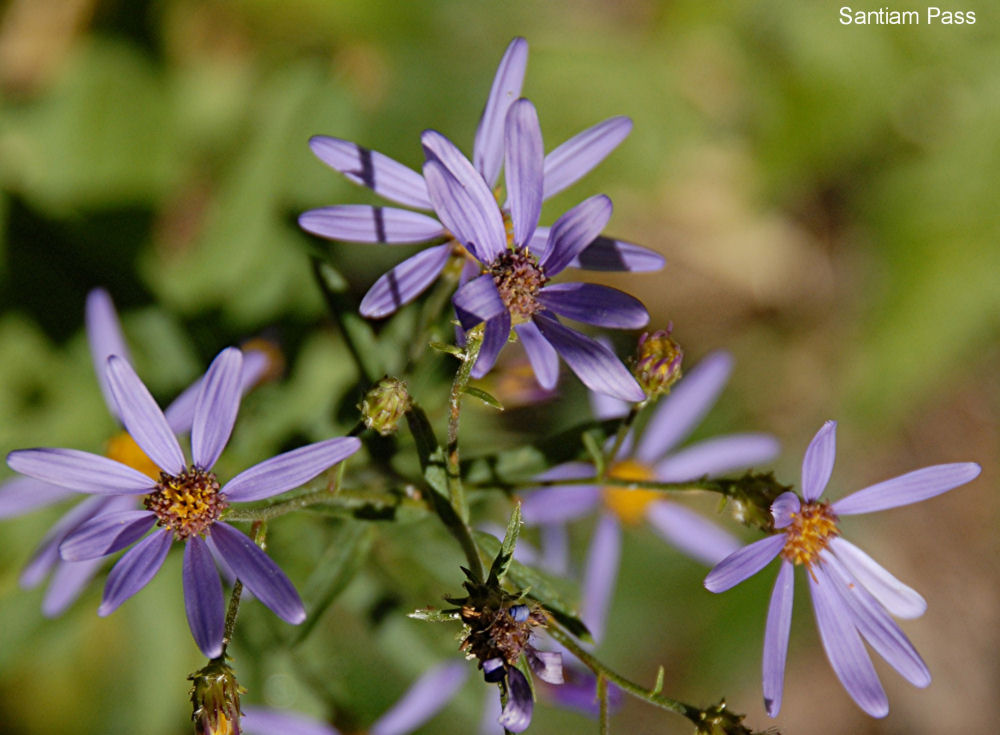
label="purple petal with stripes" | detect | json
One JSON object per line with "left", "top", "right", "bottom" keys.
{"left": 308, "top": 136, "right": 431, "bottom": 209}
{"left": 645, "top": 501, "right": 741, "bottom": 566}
{"left": 654, "top": 433, "right": 780, "bottom": 482}
{"left": 704, "top": 534, "right": 785, "bottom": 593}
{"left": 589, "top": 389, "right": 629, "bottom": 421}
{"left": 242, "top": 707, "right": 341, "bottom": 735}
{"left": 533, "top": 313, "right": 644, "bottom": 402}
{"left": 569, "top": 236, "right": 665, "bottom": 272}
{"left": 222, "top": 437, "right": 361, "bottom": 502}
{"left": 7, "top": 448, "right": 155, "bottom": 495}
{"left": 98, "top": 529, "right": 173, "bottom": 616}
{"left": 504, "top": 99, "right": 544, "bottom": 247}
{"left": 0, "top": 477, "right": 74, "bottom": 518}
{"left": 207, "top": 522, "right": 305, "bottom": 623}
{"left": 498, "top": 666, "right": 533, "bottom": 733}
{"left": 770, "top": 491, "right": 800, "bottom": 530}
{"left": 85, "top": 288, "right": 131, "bottom": 419}
{"left": 298, "top": 205, "right": 445, "bottom": 244}
{"left": 527, "top": 650, "right": 564, "bottom": 685}
{"left": 542, "top": 116, "right": 632, "bottom": 199}
{"left": 192, "top": 348, "right": 243, "bottom": 470}
{"left": 808, "top": 565, "right": 888, "bottom": 717}
{"left": 20, "top": 495, "right": 111, "bottom": 586}
{"left": 520, "top": 485, "right": 601, "bottom": 525}
{"left": 762, "top": 560, "right": 794, "bottom": 717}
{"left": 42, "top": 556, "right": 107, "bottom": 618}
{"left": 361, "top": 243, "right": 453, "bottom": 318}
{"left": 422, "top": 156, "right": 505, "bottom": 264}
{"left": 581, "top": 513, "right": 621, "bottom": 644}
{"left": 832, "top": 462, "right": 981, "bottom": 515}
{"left": 540, "top": 523, "right": 569, "bottom": 575}
{"left": 107, "top": 355, "right": 185, "bottom": 475}
{"left": 453, "top": 273, "right": 506, "bottom": 328}
{"left": 539, "top": 195, "right": 613, "bottom": 276}
{"left": 183, "top": 536, "right": 225, "bottom": 658}
{"left": 828, "top": 537, "right": 925, "bottom": 618}
{"left": 60, "top": 510, "right": 156, "bottom": 561}
{"left": 370, "top": 661, "right": 468, "bottom": 735}
{"left": 514, "top": 321, "right": 559, "bottom": 390}
{"left": 469, "top": 312, "right": 511, "bottom": 380}
{"left": 635, "top": 351, "right": 733, "bottom": 465}
{"left": 801, "top": 420, "right": 837, "bottom": 502}
{"left": 536, "top": 282, "right": 648, "bottom": 329}
{"left": 474, "top": 37, "right": 528, "bottom": 187}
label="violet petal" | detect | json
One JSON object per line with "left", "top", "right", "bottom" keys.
{"left": 654, "top": 433, "right": 780, "bottom": 482}
{"left": 581, "top": 513, "right": 621, "bottom": 644}
{"left": 6, "top": 448, "right": 154, "bottom": 495}
{"left": 828, "top": 537, "right": 926, "bottom": 619}
{"left": 542, "top": 116, "right": 632, "bottom": 200}
{"left": 98, "top": 529, "right": 172, "bottom": 616}
{"left": 498, "top": 667, "right": 533, "bottom": 733}
{"left": 308, "top": 136, "right": 431, "bottom": 209}
{"left": 504, "top": 99, "right": 544, "bottom": 247}
{"left": 770, "top": 491, "right": 801, "bottom": 530}
{"left": 298, "top": 205, "right": 445, "bottom": 244}
{"left": 422, "top": 156, "right": 505, "bottom": 264}
{"left": 570, "top": 235, "right": 665, "bottom": 272}
{"left": 474, "top": 37, "right": 528, "bottom": 187}
{"left": 527, "top": 649, "right": 564, "bottom": 685}
{"left": 762, "top": 560, "right": 794, "bottom": 717}
{"left": 85, "top": 288, "right": 131, "bottom": 419}
{"left": 514, "top": 320, "right": 560, "bottom": 390}
{"left": 360, "top": 243, "right": 453, "bottom": 319}
{"left": 801, "top": 420, "right": 837, "bottom": 502}
{"left": 0, "top": 477, "right": 74, "bottom": 518}
{"left": 42, "top": 557, "right": 106, "bottom": 618}
{"left": 703, "top": 534, "right": 785, "bottom": 593}
{"left": 222, "top": 437, "right": 361, "bottom": 502}
{"left": 21, "top": 495, "right": 111, "bottom": 586}
{"left": 833, "top": 462, "right": 982, "bottom": 516}
{"left": 469, "top": 312, "right": 511, "bottom": 380}
{"left": 192, "top": 347, "right": 243, "bottom": 470}
{"left": 60, "top": 510, "right": 156, "bottom": 561}
{"left": 645, "top": 501, "right": 742, "bottom": 567}
{"left": 242, "top": 706, "right": 341, "bottom": 735}
{"left": 370, "top": 661, "right": 468, "bottom": 735}
{"left": 519, "top": 485, "right": 601, "bottom": 525}
{"left": 183, "top": 536, "right": 225, "bottom": 659}
{"left": 540, "top": 195, "right": 613, "bottom": 277}
{"left": 453, "top": 273, "right": 507, "bottom": 328}
{"left": 536, "top": 282, "right": 649, "bottom": 329}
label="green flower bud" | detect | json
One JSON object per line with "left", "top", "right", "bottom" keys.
{"left": 633, "top": 326, "right": 683, "bottom": 399}
{"left": 360, "top": 377, "right": 412, "bottom": 436}
{"left": 189, "top": 659, "right": 244, "bottom": 735}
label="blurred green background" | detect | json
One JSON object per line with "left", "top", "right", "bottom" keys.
{"left": 1, "top": 1, "right": 997, "bottom": 733}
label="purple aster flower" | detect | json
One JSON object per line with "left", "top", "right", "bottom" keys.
{"left": 7, "top": 347, "right": 360, "bottom": 658}
{"left": 703, "top": 420, "right": 982, "bottom": 718}
{"left": 0, "top": 289, "right": 271, "bottom": 617}
{"left": 241, "top": 661, "right": 469, "bottom": 735}
{"left": 299, "top": 37, "right": 662, "bottom": 319}
{"left": 428, "top": 98, "right": 649, "bottom": 401}
{"left": 521, "top": 351, "right": 779, "bottom": 642}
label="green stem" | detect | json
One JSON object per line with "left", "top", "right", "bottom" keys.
{"left": 601, "top": 404, "right": 641, "bottom": 476}
{"left": 598, "top": 674, "right": 610, "bottom": 735}
{"left": 219, "top": 521, "right": 266, "bottom": 655}
{"left": 223, "top": 487, "right": 422, "bottom": 523}
{"left": 472, "top": 474, "right": 738, "bottom": 496}
{"left": 446, "top": 330, "right": 483, "bottom": 523}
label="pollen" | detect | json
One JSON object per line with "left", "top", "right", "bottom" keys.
{"left": 490, "top": 249, "right": 547, "bottom": 322}
{"left": 145, "top": 466, "right": 227, "bottom": 540}
{"left": 602, "top": 459, "right": 659, "bottom": 525}
{"left": 780, "top": 501, "right": 839, "bottom": 567}
{"left": 105, "top": 431, "right": 160, "bottom": 480}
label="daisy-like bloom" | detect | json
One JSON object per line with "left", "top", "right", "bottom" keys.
{"left": 240, "top": 661, "right": 469, "bottom": 735}
{"left": 0, "top": 289, "right": 270, "bottom": 617}
{"left": 704, "top": 420, "right": 982, "bottom": 718}
{"left": 299, "top": 37, "right": 663, "bottom": 319}
{"left": 7, "top": 348, "right": 361, "bottom": 658}
{"left": 429, "top": 98, "right": 649, "bottom": 401}
{"left": 521, "top": 351, "right": 779, "bottom": 641}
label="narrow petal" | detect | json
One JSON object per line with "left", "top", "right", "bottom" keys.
{"left": 370, "top": 662, "right": 469, "bottom": 735}
{"left": 588, "top": 387, "right": 629, "bottom": 421}
{"left": 504, "top": 99, "right": 544, "bottom": 246}
{"left": 539, "top": 195, "right": 613, "bottom": 276}
{"left": 533, "top": 314, "right": 644, "bottom": 402}
{"left": 581, "top": 513, "right": 621, "bottom": 644}
{"left": 298, "top": 205, "right": 445, "bottom": 244}
{"left": 361, "top": 243, "right": 453, "bottom": 318}
{"left": 821, "top": 551, "right": 931, "bottom": 687}
{"left": 469, "top": 312, "right": 511, "bottom": 380}
{"left": 183, "top": 537, "right": 225, "bottom": 658}
{"left": 539, "top": 523, "right": 569, "bottom": 575}
{"left": 527, "top": 650, "right": 564, "bottom": 685}
{"left": 0, "top": 477, "right": 74, "bottom": 518}
{"left": 828, "top": 537, "right": 926, "bottom": 619}
{"left": 20, "top": 495, "right": 112, "bottom": 586}
{"left": 7, "top": 448, "right": 155, "bottom": 495}
{"left": 453, "top": 274, "right": 507, "bottom": 328}
{"left": 192, "top": 348, "right": 243, "bottom": 470}
{"left": 762, "top": 561, "right": 794, "bottom": 717}
{"left": 422, "top": 156, "right": 506, "bottom": 264}
{"left": 42, "top": 557, "right": 106, "bottom": 618}
{"left": 498, "top": 667, "right": 533, "bottom": 733}
{"left": 514, "top": 321, "right": 559, "bottom": 390}
{"left": 107, "top": 355, "right": 185, "bottom": 475}
{"left": 536, "top": 283, "right": 649, "bottom": 329}
{"left": 222, "top": 437, "right": 361, "bottom": 502}
{"left": 833, "top": 462, "right": 981, "bottom": 516}
{"left": 542, "top": 116, "right": 632, "bottom": 200}
{"left": 98, "top": 529, "right": 173, "bottom": 616}
{"left": 520, "top": 485, "right": 601, "bottom": 525}
{"left": 474, "top": 37, "right": 528, "bottom": 187}
{"left": 703, "top": 534, "right": 785, "bottom": 593}
{"left": 85, "top": 288, "right": 131, "bottom": 418}
{"left": 645, "top": 501, "right": 742, "bottom": 566}
{"left": 207, "top": 522, "right": 305, "bottom": 624}
{"left": 635, "top": 351, "right": 733, "bottom": 464}
{"left": 654, "top": 433, "right": 780, "bottom": 482}
{"left": 801, "top": 420, "right": 837, "bottom": 502}
{"left": 770, "top": 492, "right": 801, "bottom": 530}
{"left": 808, "top": 566, "right": 889, "bottom": 717}
{"left": 308, "top": 136, "right": 431, "bottom": 209}
{"left": 242, "top": 706, "right": 341, "bottom": 735}
{"left": 570, "top": 236, "right": 665, "bottom": 272}
{"left": 60, "top": 510, "right": 156, "bottom": 561}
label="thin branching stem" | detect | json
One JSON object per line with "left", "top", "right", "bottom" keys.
{"left": 446, "top": 332, "right": 482, "bottom": 523}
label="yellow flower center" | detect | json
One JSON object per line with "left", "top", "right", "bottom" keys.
{"left": 105, "top": 431, "right": 160, "bottom": 479}
{"left": 144, "top": 467, "right": 227, "bottom": 540}
{"left": 602, "top": 459, "right": 659, "bottom": 525}
{"left": 780, "top": 501, "right": 839, "bottom": 567}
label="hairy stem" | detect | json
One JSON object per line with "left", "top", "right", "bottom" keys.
{"left": 446, "top": 331, "right": 483, "bottom": 523}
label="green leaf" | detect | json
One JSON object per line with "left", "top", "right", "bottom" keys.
{"left": 652, "top": 665, "right": 665, "bottom": 695}
{"left": 463, "top": 385, "right": 504, "bottom": 411}
{"left": 487, "top": 502, "right": 522, "bottom": 586}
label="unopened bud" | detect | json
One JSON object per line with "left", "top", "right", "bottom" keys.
{"left": 633, "top": 326, "right": 683, "bottom": 399}
{"left": 189, "top": 659, "right": 244, "bottom": 735}
{"left": 694, "top": 699, "right": 773, "bottom": 735}
{"left": 360, "top": 377, "right": 411, "bottom": 436}
{"left": 729, "top": 472, "right": 794, "bottom": 533}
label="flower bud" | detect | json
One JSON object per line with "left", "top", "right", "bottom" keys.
{"left": 359, "top": 376, "right": 411, "bottom": 436}
{"left": 189, "top": 659, "right": 244, "bottom": 735}
{"left": 694, "top": 699, "right": 772, "bottom": 735}
{"left": 633, "top": 326, "right": 683, "bottom": 399}
{"left": 728, "top": 472, "right": 794, "bottom": 532}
